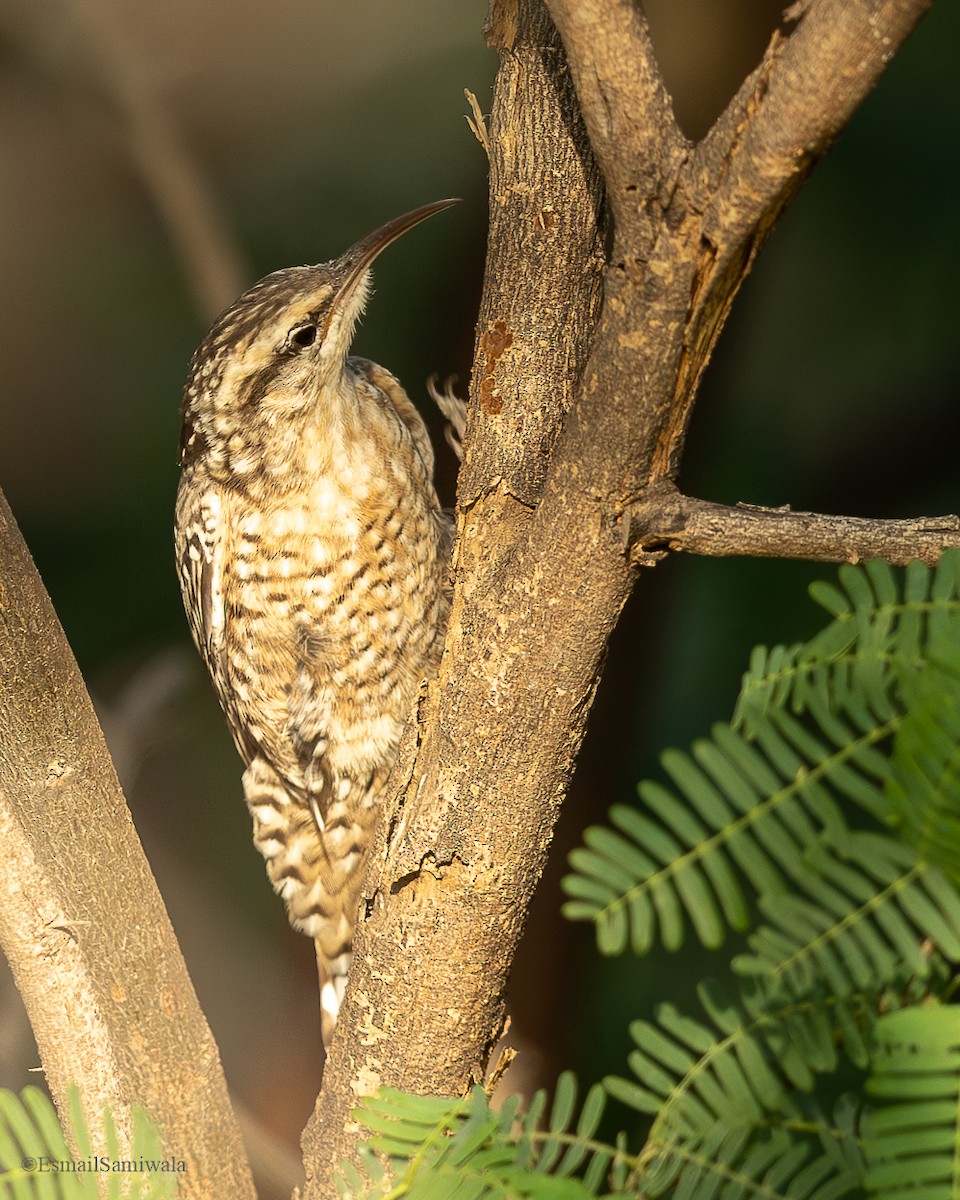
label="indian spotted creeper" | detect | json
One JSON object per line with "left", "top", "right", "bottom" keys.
{"left": 175, "top": 200, "right": 459, "bottom": 1045}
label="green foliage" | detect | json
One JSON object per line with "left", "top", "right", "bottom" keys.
{"left": 863, "top": 1006, "right": 960, "bottom": 1200}
{"left": 563, "top": 554, "right": 960, "bottom": 1004}
{"left": 0, "top": 1087, "right": 176, "bottom": 1199}
{"left": 350, "top": 551, "right": 960, "bottom": 1200}
{"left": 346, "top": 1077, "right": 631, "bottom": 1200}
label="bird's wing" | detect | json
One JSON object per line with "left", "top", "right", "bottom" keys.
{"left": 348, "top": 357, "right": 436, "bottom": 479}
{"left": 175, "top": 483, "right": 227, "bottom": 680}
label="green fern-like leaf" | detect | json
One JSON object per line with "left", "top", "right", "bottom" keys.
{"left": 351, "top": 1080, "right": 633, "bottom": 1200}
{"left": 863, "top": 1004, "right": 960, "bottom": 1200}
{"left": 555, "top": 555, "right": 960, "bottom": 1200}
{"left": 565, "top": 552, "right": 960, "bottom": 975}
{"left": 736, "top": 554, "right": 960, "bottom": 736}
{"left": 351, "top": 1077, "right": 865, "bottom": 1200}
{"left": 885, "top": 641, "right": 960, "bottom": 881}
{"left": 638, "top": 1102, "right": 864, "bottom": 1200}
{"left": 733, "top": 644, "right": 960, "bottom": 1006}
{"left": 605, "top": 981, "right": 875, "bottom": 1156}
{"left": 0, "top": 1087, "right": 176, "bottom": 1199}
{"left": 562, "top": 710, "right": 895, "bottom": 957}
{"left": 732, "top": 831, "right": 960, "bottom": 1000}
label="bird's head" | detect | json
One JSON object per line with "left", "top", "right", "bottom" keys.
{"left": 178, "top": 198, "right": 458, "bottom": 482}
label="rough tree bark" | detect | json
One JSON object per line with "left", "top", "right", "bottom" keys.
{"left": 302, "top": 0, "right": 949, "bottom": 1194}
{"left": 0, "top": 491, "right": 256, "bottom": 1198}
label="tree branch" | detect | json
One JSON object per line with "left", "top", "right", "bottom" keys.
{"left": 543, "top": 0, "right": 681, "bottom": 206}
{"left": 634, "top": 491, "right": 960, "bottom": 567}
{"left": 659, "top": 0, "right": 934, "bottom": 480}
{"left": 698, "top": 0, "right": 934, "bottom": 249}
{"left": 0, "top": 488, "right": 255, "bottom": 1200}
{"left": 301, "top": 2, "right": 949, "bottom": 1195}
{"left": 458, "top": 0, "right": 606, "bottom": 512}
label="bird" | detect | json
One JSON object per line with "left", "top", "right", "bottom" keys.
{"left": 174, "top": 199, "right": 460, "bottom": 1045}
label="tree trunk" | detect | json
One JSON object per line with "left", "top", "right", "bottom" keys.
{"left": 302, "top": 0, "right": 947, "bottom": 1195}
{"left": 0, "top": 490, "right": 255, "bottom": 1199}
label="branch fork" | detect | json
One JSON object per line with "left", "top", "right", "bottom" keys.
{"left": 303, "top": 3, "right": 942, "bottom": 1189}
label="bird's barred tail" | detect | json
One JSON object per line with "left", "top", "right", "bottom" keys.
{"left": 242, "top": 755, "right": 379, "bottom": 1048}
{"left": 316, "top": 944, "right": 351, "bottom": 1049}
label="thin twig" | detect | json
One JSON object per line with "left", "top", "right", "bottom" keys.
{"left": 63, "top": 0, "right": 248, "bottom": 321}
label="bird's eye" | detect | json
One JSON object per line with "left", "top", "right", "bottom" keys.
{"left": 289, "top": 323, "right": 318, "bottom": 350}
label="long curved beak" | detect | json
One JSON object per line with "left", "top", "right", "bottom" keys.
{"left": 324, "top": 198, "right": 460, "bottom": 336}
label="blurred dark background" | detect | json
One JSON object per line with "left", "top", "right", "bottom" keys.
{"left": 0, "top": 0, "right": 957, "bottom": 1191}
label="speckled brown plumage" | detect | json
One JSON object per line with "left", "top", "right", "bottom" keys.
{"left": 174, "top": 201, "right": 457, "bottom": 1045}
